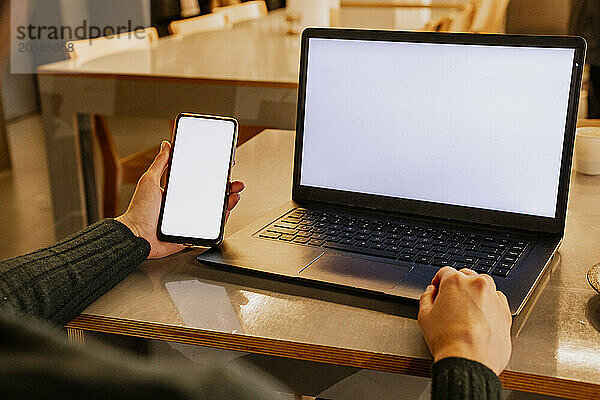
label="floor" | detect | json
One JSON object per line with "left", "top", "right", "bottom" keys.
{"left": 0, "top": 115, "right": 54, "bottom": 259}
{"left": 0, "top": 114, "right": 173, "bottom": 260}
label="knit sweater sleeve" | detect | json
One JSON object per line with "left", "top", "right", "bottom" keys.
{"left": 432, "top": 357, "right": 503, "bottom": 400}
{"left": 0, "top": 219, "right": 150, "bottom": 326}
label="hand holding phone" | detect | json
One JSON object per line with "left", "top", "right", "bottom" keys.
{"left": 158, "top": 113, "right": 239, "bottom": 247}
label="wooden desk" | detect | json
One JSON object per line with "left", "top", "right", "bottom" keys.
{"left": 65, "top": 129, "right": 600, "bottom": 399}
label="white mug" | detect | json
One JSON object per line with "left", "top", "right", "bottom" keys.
{"left": 574, "top": 126, "right": 600, "bottom": 175}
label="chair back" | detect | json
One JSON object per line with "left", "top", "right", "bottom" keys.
{"left": 169, "top": 12, "right": 229, "bottom": 37}
{"left": 470, "top": 0, "right": 511, "bottom": 33}
{"left": 68, "top": 27, "right": 158, "bottom": 65}
{"left": 214, "top": 0, "right": 268, "bottom": 25}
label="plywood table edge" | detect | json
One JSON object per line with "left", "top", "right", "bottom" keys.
{"left": 36, "top": 69, "right": 299, "bottom": 89}
{"left": 65, "top": 314, "right": 600, "bottom": 399}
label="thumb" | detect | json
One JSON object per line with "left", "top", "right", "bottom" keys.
{"left": 148, "top": 141, "right": 171, "bottom": 181}
{"left": 419, "top": 285, "right": 436, "bottom": 316}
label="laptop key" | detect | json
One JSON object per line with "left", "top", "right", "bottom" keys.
{"left": 340, "top": 238, "right": 356, "bottom": 245}
{"left": 355, "top": 240, "right": 371, "bottom": 247}
{"left": 498, "top": 261, "right": 512, "bottom": 269}
{"left": 478, "top": 259, "right": 496, "bottom": 267}
{"left": 267, "top": 227, "right": 297, "bottom": 235}
{"left": 275, "top": 222, "right": 298, "bottom": 230}
{"left": 450, "top": 255, "right": 467, "bottom": 263}
{"left": 296, "top": 231, "right": 312, "bottom": 238}
{"left": 371, "top": 243, "right": 387, "bottom": 250}
{"left": 279, "top": 234, "right": 296, "bottom": 241}
{"left": 259, "top": 231, "right": 281, "bottom": 239}
{"left": 491, "top": 267, "right": 510, "bottom": 277}
{"left": 455, "top": 263, "right": 475, "bottom": 270}
{"left": 308, "top": 239, "right": 324, "bottom": 246}
{"left": 323, "top": 242, "right": 399, "bottom": 259}
{"left": 473, "top": 265, "right": 492, "bottom": 274}
{"left": 293, "top": 237, "right": 310, "bottom": 244}
{"left": 398, "top": 254, "right": 416, "bottom": 262}
{"left": 431, "top": 258, "right": 454, "bottom": 267}
{"left": 414, "top": 256, "right": 432, "bottom": 265}
{"left": 402, "top": 248, "right": 419, "bottom": 255}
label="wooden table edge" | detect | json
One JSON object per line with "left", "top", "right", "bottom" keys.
{"left": 36, "top": 68, "right": 299, "bottom": 89}
{"left": 66, "top": 314, "right": 600, "bottom": 399}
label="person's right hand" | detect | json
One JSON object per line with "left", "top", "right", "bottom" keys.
{"left": 418, "top": 267, "right": 512, "bottom": 375}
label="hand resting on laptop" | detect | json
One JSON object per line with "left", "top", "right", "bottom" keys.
{"left": 418, "top": 266, "right": 512, "bottom": 375}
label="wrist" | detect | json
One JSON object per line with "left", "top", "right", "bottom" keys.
{"left": 115, "top": 214, "right": 140, "bottom": 238}
{"left": 434, "top": 344, "right": 485, "bottom": 367}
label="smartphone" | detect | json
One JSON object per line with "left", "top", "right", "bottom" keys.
{"left": 157, "top": 113, "right": 238, "bottom": 247}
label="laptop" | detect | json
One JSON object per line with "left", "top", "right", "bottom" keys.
{"left": 198, "top": 29, "right": 586, "bottom": 315}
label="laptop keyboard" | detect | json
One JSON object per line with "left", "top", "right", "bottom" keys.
{"left": 255, "top": 208, "right": 531, "bottom": 277}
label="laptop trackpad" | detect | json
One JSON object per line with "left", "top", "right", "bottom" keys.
{"left": 299, "top": 253, "right": 411, "bottom": 291}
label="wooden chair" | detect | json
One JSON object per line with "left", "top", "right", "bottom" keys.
{"left": 469, "top": 0, "right": 511, "bottom": 33}
{"left": 341, "top": 0, "right": 511, "bottom": 33}
{"left": 67, "top": 27, "right": 158, "bottom": 65}
{"left": 169, "top": 12, "right": 230, "bottom": 38}
{"left": 577, "top": 119, "right": 600, "bottom": 128}
{"left": 340, "top": 0, "right": 474, "bottom": 32}
{"left": 93, "top": 115, "right": 265, "bottom": 217}
{"left": 214, "top": 0, "right": 268, "bottom": 25}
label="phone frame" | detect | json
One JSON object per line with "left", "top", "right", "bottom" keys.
{"left": 157, "top": 113, "right": 238, "bottom": 247}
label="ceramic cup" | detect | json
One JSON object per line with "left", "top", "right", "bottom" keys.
{"left": 574, "top": 126, "right": 600, "bottom": 175}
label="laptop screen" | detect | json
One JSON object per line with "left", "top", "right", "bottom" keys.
{"left": 299, "top": 38, "right": 575, "bottom": 218}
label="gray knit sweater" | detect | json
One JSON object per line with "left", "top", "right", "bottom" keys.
{"left": 0, "top": 219, "right": 502, "bottom": 399}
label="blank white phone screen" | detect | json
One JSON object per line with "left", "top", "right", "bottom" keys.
{"left": 300, "top": 38, "right": 575, "bottom": 218}
{"left": 161, "top": 117, "right": 235, "bottom": 240}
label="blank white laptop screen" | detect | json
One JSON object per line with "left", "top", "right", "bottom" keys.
{"left": 300, "top": 38, "right": 575, "bottom": 218}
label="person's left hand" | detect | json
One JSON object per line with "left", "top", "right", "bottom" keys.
{"left": 116, "top": 141, "right": 245, "bottom": 259}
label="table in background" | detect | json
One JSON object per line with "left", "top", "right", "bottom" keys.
{"left": 38, "top": 12, "right": 300, "bottom": 239}
{"left": 65, "top": 129, "right": 600, "bottom": 399}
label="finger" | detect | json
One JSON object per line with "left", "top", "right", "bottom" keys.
{"left": 497, "top": 290, "right": 510, "bottom": 308}
{"left": 478, "top": 273, "right": 497, "bottom": 289}
{"left": 148, "top": 141, "right": 171, "bottom": 181}
{"left": 227, "top": 193, "right": 241, "bottom": 211}
{"left": 459, "top": 268, "right": 478, "bottom": 276}
{"left": 229, "top": 181, "right": 245, "bottom": 194}
{"left": 431, "top": 266, "right": 457, "bottom": 287}
{"left": 419, "top": 285, "right": 437, "bottom": 315}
